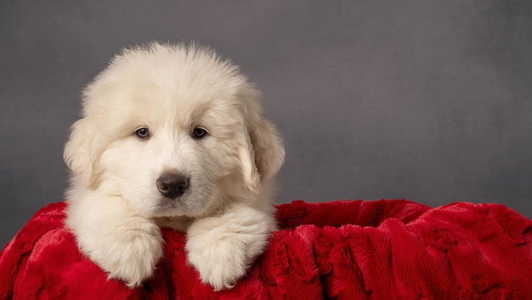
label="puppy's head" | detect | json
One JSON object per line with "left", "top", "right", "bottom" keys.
{"left": 64, "top": 43, "right": 284, "bottom": 217}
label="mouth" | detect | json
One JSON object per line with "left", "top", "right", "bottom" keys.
{"left": 152, "top": 194, "right": 196, "bottom": 217}
{"left": 155, "top": 197, "right": 181, "bottom": 210}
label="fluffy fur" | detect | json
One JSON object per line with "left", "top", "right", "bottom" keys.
{"left": 63, "top": 43, "right": 285, "bottom": 290}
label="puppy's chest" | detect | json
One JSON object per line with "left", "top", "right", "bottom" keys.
{"left": 154, "top": 216, "right": 194, "bottom": 232}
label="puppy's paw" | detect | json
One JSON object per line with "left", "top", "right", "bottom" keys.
{"left": 82, "top": 218, "right": 164, "bottom": 287}
{"left": 185, "top": 204, "right": 275, "bottom": 291}
{"left": 186, "top": 235, "right": 249, "bottom": 291}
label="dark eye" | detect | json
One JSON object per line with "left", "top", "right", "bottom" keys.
{"left": 192, "top": 127, "right": 208, "bottom": 139}
{"left": 135, "top": 127, "right": 150, "bottom": 139}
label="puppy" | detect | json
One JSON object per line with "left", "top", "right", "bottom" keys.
{"left": 64, "top": 43, "right": 284, "bottom": 290}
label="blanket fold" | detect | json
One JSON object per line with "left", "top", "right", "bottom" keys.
{"left": 1, "top": 200, "right": 531, "bottom": 299}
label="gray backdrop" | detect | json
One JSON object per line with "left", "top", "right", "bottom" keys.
{"left": 1, "top": 0, "right": 531, "bottom": 247}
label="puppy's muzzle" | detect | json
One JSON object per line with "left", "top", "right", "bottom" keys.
{"left": 156, "top": 172, "right": 190, "bottom": 199}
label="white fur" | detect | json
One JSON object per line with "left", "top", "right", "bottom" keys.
{"left": 64, "top": 43, "right": 284, "bottom": 290}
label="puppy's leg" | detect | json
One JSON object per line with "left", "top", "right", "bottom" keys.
{"left": 66, "top": 195, "right": 163, "bottom": 287}
{"left": 186, "top": 203, "right": 276, "bottom": 291}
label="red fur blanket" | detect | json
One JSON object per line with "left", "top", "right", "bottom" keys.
{"left": 1, "top": 200, "right": 531, "bottom": 299}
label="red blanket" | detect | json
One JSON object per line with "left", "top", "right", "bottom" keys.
{"left": 1, "top": 200, "right": 531, "bottom": 299}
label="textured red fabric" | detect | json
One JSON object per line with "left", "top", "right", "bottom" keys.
{"left": 1, "top": 200, "right": 531, "bottom": 299}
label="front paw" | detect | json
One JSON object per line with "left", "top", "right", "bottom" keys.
{"left": 186, "top": 235, "right": 249, "bottom": 291}
{"left": 82, "top": 220, "right": 164, "bottom": 287}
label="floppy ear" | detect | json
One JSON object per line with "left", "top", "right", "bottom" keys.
{"left": 249, "top": 118, "right": 285, "bottom": 181}
{"left": 239, "top": 115, "right": 285, "bottom": 192}
{"left": 63, "top": 118, "right": 103, "bottom": 189}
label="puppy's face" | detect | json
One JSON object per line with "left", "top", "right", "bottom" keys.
{"left": 96, "top": 95, "right": 244, "bottom": 217}
{"left": 65, "top": 44, "right": 284, "bottom": 217}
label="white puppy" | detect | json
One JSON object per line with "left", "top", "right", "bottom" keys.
{"left": 64, "top": 43, "right": 284, "bottom": 290}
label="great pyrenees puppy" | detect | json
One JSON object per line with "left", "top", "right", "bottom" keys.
{"left": 64, "top": 43, "right": 284, "bottom": 290}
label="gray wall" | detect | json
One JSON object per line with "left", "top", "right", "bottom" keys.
{"left": 1, "top": 0, "right": 531, "bottom": 247}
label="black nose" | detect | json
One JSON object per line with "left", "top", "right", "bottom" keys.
{"left": 156, "top": 172, "right": 189, "bottom": 199}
